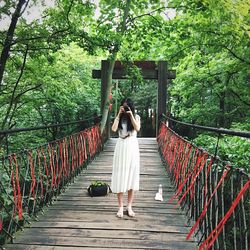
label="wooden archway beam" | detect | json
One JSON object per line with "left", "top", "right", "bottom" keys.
{"left": 92, "top": 60, "right": 176, "bottom": 80}
{"left": 92, "top": 69, "right": 176, "bottom": 80}
{"left": 92, "top": 60, "right": 176, "bottom": 137}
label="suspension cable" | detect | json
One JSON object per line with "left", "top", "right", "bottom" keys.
{"left": 163, "top": 114, "right": 250, "bottom": 138}
{"left": 0, "top": 115, "right": 102, "bottom": 136}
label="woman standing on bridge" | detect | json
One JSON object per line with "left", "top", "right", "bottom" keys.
{"left": 111, "top": 97, "right": 141, "bottom": 218}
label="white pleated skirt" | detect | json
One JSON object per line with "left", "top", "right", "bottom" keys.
{"left": 111, "top": 136, "right": 140, "bottom": 193}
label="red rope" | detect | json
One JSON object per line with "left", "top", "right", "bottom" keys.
{"left": 58, "top": 140, "right": 65, "bottom": 185}
{"left": 70, "top": 136, "right": 75, "bottom": 172}
{"left": 199, "top": 179, "right": 250, "bottom": 250}
{"left": 37, "top": 149, "right": 44, "bottom": 198}
{"left": 28, "top": 151, "right": 36, "bottom": 199}
{"left": 62, "top": 139, "right": 67, "bottom": 177}
{"left": 84, "top": 130, "right": 90, "bottom": 157}
{"left": 12, "top": 154, "right": 22, "bottom": 220}
{"left": 73, "top": 135, "right": 77, "bottom": 169}
{"left": 170, "top": 137, "right": 179, "bottom": 172}
{"left": 186, "top": 164, "right": 229, "bottom": 240}
{"left": 9, "top": 156, "right": 17, "bottom": 217}
{"left": 167, "top": 134, "right": 175, "bottom": 167}
{"left": 65, "top": 138, "right": 70, "bottom": 177}
{"left": 48, "top": 144, "right": 55, "bottom": 188}
{"left": 88, "top": 130, "right": 92, "bottom": 156}
{"left": 93, "top": 126, "right": 98, "bottom": 154}
{"left": 83, "top": 135, "right": 87, "bottom": 162}
{"left": 157, "top": 122, "right": 167, "bottom": 141}
{"left": 1, "top": 124, "right": 102, "bottom": 236}
{"left": 172, "top": 141, "right": 193, "bottom": 197}
{"left": 55, "top": 143, "right": 60, "bottom": 187}
{"left": 174, "top": 140, "right": 186, "bottom": 184}
{"left": 41, "top": 148, "right": 49, "bottom": 190}
{"left": 181, "top": 144, "right": 193, "bottom": 176}
{"left": 73, "top": 135, "right": 78, "bottom": 169}
{"left": 51, "top": 145, "right": 57, "bottom": 187}
{"left": 82, "top": 133, "right": 86, "bottom": 164}
{"left": 78, "top": 134, "right": 83, "bottom": 166}
{"left": 168, "top": 149, "right": 199, "bottom": 204}
{"left": 176, "top": 152, "right": 208, "bottom": 207}
{"left": 158, "top": 123, "right": 249, "bottom": 249}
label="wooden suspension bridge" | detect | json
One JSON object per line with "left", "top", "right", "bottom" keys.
{"left": 0, "top": 60, "right": 249, "bottom": 249}
{"left": 0, "top": 122, "right": 249, "bottom": 250}
{"left": 3, "top": 138, "right": 197, "bottom": 250}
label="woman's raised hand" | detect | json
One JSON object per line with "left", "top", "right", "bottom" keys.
{"left": 118, "top": 106, "right": 124, "bottom": 116}
{"left": 126, "top": 106, "right": 133, "bottom": 117}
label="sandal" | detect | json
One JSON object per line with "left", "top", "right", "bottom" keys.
{"left": 126, "top": 207, "right": 135, "bottom": 217}
{"left": 116, "top": 207, "right": 123, "bottom": 218}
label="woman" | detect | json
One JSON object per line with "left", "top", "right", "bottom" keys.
{"left": 111, "top": 97, "right": 141, "bottom": 218}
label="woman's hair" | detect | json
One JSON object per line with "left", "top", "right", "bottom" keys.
{"left": 118, "top": 97, "right": 135, "bottom": 132}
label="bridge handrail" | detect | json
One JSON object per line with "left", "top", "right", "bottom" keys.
{"left": 0, "top": 115, "right": 102, "bottom": 136}
{"left": 157, "top": 123, "right": 249, "bottom": 249}
{"left": 162, "top": 114, "right": 250, "bottom": 138}
{"left": 0, "top": 124, "right": 103, "bottom": 246}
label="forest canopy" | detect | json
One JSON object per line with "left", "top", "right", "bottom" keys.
{"left": 0, "top": 0, "right": 249, "bottom": 170}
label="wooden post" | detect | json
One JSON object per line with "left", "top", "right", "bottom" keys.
{"left": 93, "top": 60, "right": 175, "bottom": 137}
{"left": 101, "top": 60, "right": 111, "bottom": 138}
{"left": 115, "top": 80, "right": 118, "bottom": 116}
{"left": 157, "top": 61, "right": 168, "bottom": 135}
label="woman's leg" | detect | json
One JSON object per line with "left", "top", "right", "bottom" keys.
{"left": 127, "top": 189, "right": 135, "bottom": 217}
{"left": 117, "top": 192, "right": 123, "bottom": 218}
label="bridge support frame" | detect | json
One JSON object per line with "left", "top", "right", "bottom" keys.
{"left": 92, "top": 60, "right": 176, "bottom": 137}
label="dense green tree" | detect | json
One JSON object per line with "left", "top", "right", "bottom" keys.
{"left": 1, "top": 43, "right": 101, "bottom": 154}
{"left": 0, "top": 1, "right": 249, "bottom": 248}
{"left": 0, "top": 0, "right": 249, "bottom": 155}
{"left": 118, "top": 0, "right": 250, "bottom": 128}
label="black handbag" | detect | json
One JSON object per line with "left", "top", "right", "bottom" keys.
{"left": 87, "top": 181, "right": 110, "bottom": 197}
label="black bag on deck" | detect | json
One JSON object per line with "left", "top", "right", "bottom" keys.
{"left": 87, "top": 181, "right": 110, "bottom": 197}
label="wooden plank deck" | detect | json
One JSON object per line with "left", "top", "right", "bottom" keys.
{"left": 5, "top": 138, "right": 197, "bottom": 250}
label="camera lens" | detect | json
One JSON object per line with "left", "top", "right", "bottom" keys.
{"left": 124, "top": 106, "right": 129, "bottom": 112}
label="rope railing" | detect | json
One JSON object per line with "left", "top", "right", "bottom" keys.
{"left": 0, "top": 124, "right": 103, "bottom": 246}
{"left": 0, "top": 116, "right": 102, "bottom": 136}
{"left": 163, "top": 114, "right": 250, "bottom": 138}
{"left": 157, "top": 123, "right": 249, "bottom": 250}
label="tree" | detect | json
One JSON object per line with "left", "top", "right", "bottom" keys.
{"left": 2, "top": 43, "right": 101, "bottom": 153}
{"left": 112, "top": 0, "right": 249, "bottom": 137}
{"left": 99, "top": 0, "right": 132, "bottom": 133}
{"left": 0, "top": 0, "right": 27, "bottom": 89}
{"left": 0, "top": 0, "right": 97, "bottom": 148}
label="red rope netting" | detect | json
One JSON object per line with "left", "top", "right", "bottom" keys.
{"left": 9, "top": 154, "right": 23, "bottom": 220}
{"left": 2, "top": 124, "right": 102, "bottom": 230}
{"left": 157, "top": 122, "right": 249, "bottom": 250}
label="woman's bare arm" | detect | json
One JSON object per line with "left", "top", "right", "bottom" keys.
{"left": 127, "top": 109, "right": 140, "bottom": 132}
{"left": 112, "top": 106, "right": 124, "bottom": 132}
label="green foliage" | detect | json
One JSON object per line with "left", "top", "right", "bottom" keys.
{"left": 193, "top": 124, "right": 250, "bottom": 173}
{"left": 90, "top": 181, "right": 107, "bottom": 187}
{"left": 0, "top": 0, "right": 248, "bottom": 163}
{"left": 0, "top": 43, "right": 101, "bottom": 154}
{"left": 0, "top": 1, "right": 249, "bottom": 248}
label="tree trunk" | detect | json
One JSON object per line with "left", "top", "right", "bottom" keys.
{"left": 0, "top": 0, "right": 26, "bottom": 90}
{"left": 1, "top": 45, "right": 29, "bottom": 131}
{"left": 100, "top": 0, "right": 131, "bottom": 133}
{"left": 100, "top": 57, "right": 117, "bottom": 133}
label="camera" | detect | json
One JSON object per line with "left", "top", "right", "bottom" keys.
{"left": 123, "top": 105, "right": 129, "bottom": 112}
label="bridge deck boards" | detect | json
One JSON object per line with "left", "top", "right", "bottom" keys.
{"left": 5, "top": 138, "right": 197, "bottom": 250}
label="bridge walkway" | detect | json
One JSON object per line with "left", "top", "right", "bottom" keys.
{"left": 5, "top": 138, "right": 197, "bottom": 250}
